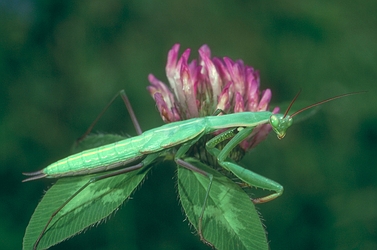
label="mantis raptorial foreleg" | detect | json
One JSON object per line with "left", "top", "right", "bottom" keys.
{"left": 206, "top": 126, "right": 284, "bottom": 204}
{"left": 77, "top": 90, "right": 142, "bottom": 145}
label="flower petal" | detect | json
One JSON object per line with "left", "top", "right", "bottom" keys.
{"left": 180, "top": 60, "right": 199, "bottom": 117}
{"left": 166, "top": 44, "right": 180, "bottom": 84}
{"left": 153, "top": 92, "right": 181, "bottom": 122}
{"left": 234, "top": 92, "right": 245, "bottom": 113}
{"left": 199, "top": 46, "right": 222, "bottom": 103}
{"left": 216, "top": 82, "right": 232, "bottom": 112}
{"left": 258, "top": 89, "right": 272, "bottom": 111}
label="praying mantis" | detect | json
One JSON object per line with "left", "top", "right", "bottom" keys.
{"left": 22, "top": 89, "right": 361, "bottom": 250}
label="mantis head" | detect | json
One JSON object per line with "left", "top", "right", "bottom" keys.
{"left": 269, "top": 90, "right": 364, "bottom": 140}
{"left": 269, "top": 114, "right": 293, "bottom": 139}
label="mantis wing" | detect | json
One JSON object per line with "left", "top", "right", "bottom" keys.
{"left": 178, "top": 157, "right": 268, "bottom": 250}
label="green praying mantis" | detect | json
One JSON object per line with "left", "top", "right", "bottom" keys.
{"left": 23, "top": 89, "right": 362, "bottom": 250}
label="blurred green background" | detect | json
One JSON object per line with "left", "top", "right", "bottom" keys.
{"left": 1, "top": 0, "right": 376, "bottom": 249}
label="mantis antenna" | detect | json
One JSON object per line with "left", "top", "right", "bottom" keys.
{"left": 288, "top": 91, "right": 366, "bottom": 118}
{"left": 270, "top": 90, "right": 366, "bottom": 139}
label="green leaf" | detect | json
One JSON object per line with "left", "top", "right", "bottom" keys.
{"left": 23, "top": 166, "right": 151, "bottom": 250}
{"left": 178, "top": 158, "right": 268, "bottom": 250}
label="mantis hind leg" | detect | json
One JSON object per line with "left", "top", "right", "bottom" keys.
{"left": 174, "top": 135, "right": 214, "bottom": 245}
{"left": 206, "top": 126, "right": 284, "bottom": 203}
{"left": 76, "top": 89, "right": 142, "bottom": 144}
